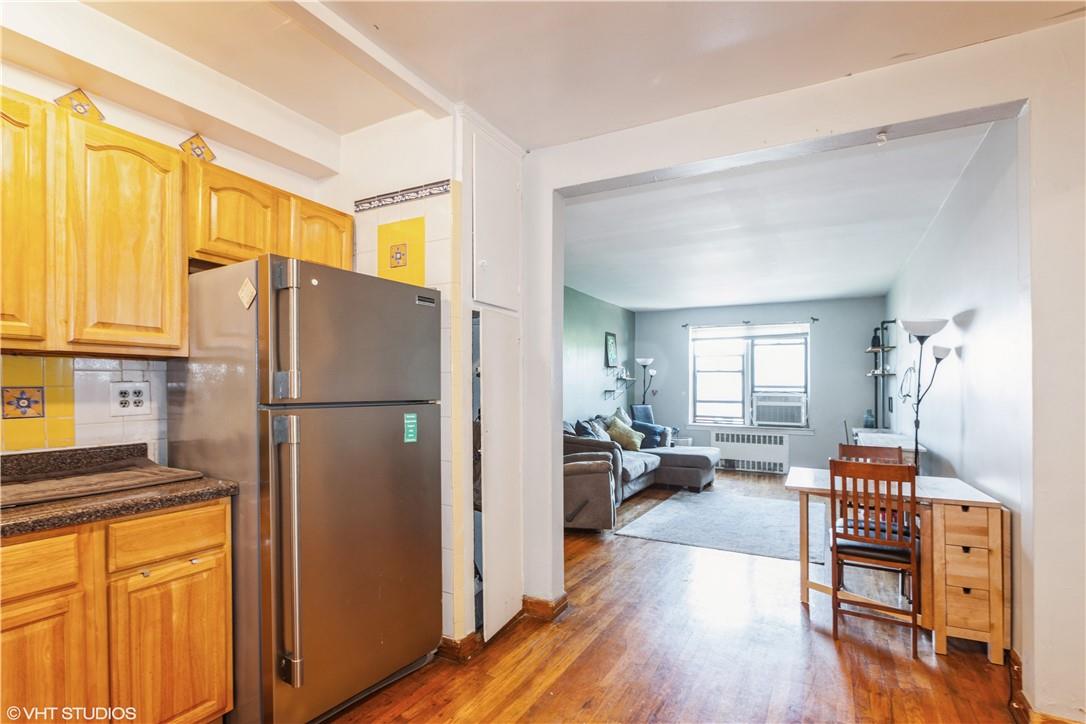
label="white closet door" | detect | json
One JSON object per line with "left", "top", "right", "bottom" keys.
{"left": 480, "top": 309, "right": 524, "bottom": 639}
{"left": 472, "top": 130, "right": 521, "bottom": 311}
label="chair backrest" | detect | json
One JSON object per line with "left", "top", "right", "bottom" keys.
{"left": 630, "top": 405, "right": 655, "bottom": 425}
{"left": 838, "top": 443, "right": 904, "bottom": 464}
{"left": 829, "top": 459, "right": 917, "bottom": 547}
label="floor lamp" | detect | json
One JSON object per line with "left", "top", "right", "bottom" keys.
{"left": 899, "top": 319, "right": 950, "bottom": 470}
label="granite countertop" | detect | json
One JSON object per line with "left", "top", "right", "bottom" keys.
{"left": 1, "top": 444, "right": 238, "bottom": 538}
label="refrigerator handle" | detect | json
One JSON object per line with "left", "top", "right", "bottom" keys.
{"left": 273, "top": 414, "right": 304, "bottom": 688}
{"left": 272, "top": 258, "right": 302, "bottom": 399}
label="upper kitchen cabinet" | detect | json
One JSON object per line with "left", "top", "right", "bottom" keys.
{"left": 187, "top": 160, "right": 282, "bottom": 264}
{"left": 57, "top": 114, "right": 186, "bottom": 354}
{"left": 1, "top": 89, "right": 51, "bottom": 349}
{"left": 471, "top": 129, "right": 522, "bottom": 311}
{"left": 281, "top": 197, "right": 353, "bottom": 270}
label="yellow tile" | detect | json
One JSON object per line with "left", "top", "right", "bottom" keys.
{"left": 44, "top": 357, "right": 74, "bottom": 387}
{"left": 46, "top": 417, "right": 75, "bottom": 448}
{"left": 2, "top": 418, "right": 46, "bottom": 451}
{"left": 45, "top": 385, "right": 75, "bottom": 418}
{"left": 1, "top": 355, "right": 44, "bottom": 386}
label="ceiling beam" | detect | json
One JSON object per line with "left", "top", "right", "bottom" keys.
{"left": 275, "top": 1, "right": 453, "bottom": 119}
{"left": 1, "top": 1, "right": 341, "bottom": 178}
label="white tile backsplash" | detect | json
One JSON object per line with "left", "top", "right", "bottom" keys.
{"left": 72, "top": 358, "right": 168, "bottom": 462}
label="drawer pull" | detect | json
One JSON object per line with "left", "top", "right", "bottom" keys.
{"left": 961, "top": 505, "right": 970, "bottom": 512}
{"left": 190, "top": 558, "right": 200, "bottom": 565}
{"left": 962, "top": 587, "right": 972, "bottom": 594}
{"left": 141, "top": 570, "right": 151, "bottom": 578}
{"left": 962, "top": 546, "right": 971, "bottom": 554}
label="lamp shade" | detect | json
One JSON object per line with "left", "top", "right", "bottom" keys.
{"left": 899, "top": 318, "right": 948, "bottom": 340}
{"left": 635, "top": 357, "right": 654, "bottom": 366}
{"left": 931, "top": 345, "right": 951, "bottom": 361}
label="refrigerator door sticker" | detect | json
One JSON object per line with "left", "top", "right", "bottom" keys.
{"left": 403, "top": 412, "right": 418, "bottom": 443}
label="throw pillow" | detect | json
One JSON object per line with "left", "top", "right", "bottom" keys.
{"left": 606, "top": 418, "right": 645, "bottom": 451}
{"left": 631, "top": 419, "right": 667, "bottom": 449}
{"left": 587, "top": 419, "right": 612, "bottom": 441}
{"left": 613, "top": 406, "right": 633, "bottom": 426}
{"left": 562, "top": 420, "right": 577, "bottom": 436}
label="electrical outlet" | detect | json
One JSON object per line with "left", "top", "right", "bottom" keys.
{"left": 110, "top": 381, "right": 151, "bottom": 417}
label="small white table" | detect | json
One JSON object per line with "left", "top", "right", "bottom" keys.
{"left": 785, "top": 466, "right": 1008, "bottom": 663}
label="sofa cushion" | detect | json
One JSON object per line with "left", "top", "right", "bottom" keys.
{"left": 621, "top": 450, "right": 661, "bottom": 483}
{"left": 643, "top": 446, "right": 721, "bottom": 470}
{"left": 606, "top": 418, "right": 645, "bottom": 451}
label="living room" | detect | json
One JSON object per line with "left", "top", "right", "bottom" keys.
{"left": 560, "top": 110, "right": 1031, "bottom": 678}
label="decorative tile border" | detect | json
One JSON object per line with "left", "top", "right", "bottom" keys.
{"left": 355, "top": 180, "right": 451, "bottom": 213}
{"left": 3, "top": 387, "right": 44, "bottom": 419}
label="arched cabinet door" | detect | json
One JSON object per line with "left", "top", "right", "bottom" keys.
{"left": 187, "top": 160, "right": 281, "bottom": 264}
{"left": 0, "top": 88, "right": 51, "bottom": 348}
{"left": 282, "top": 196, "right": 353, "bottom": 270}
{"left": 60, "top": 115, "right": 185, "bottom": 351}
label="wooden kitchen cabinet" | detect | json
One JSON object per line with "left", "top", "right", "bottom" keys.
{"left": 109, "top": 551, "right": 231, "bottom": 723}
{"left": 0, "top": 499, "right": 232, "bottom": 723}
{"left": 187, "top": 160, "right": 282, "bottom": 264}
{"left": 58, "top": 114, "right": 186, "bottom": 353}
{"left": 1, "top": 88, "right": 52, "bottom": 349}
{"left": 0, "top": 528, "right": 109, "bottom": 717}
{"left": 281, "top": 196, "right": 353, "bottom": 270}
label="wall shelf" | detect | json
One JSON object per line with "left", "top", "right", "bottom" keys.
{"left": 866, "top": 370, "right": 897, "bottom": 377}
{"left": 865, "top": 345, "right": 897, "bottom": 353}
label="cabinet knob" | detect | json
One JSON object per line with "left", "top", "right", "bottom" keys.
{"left": 190, "top": 558, "right": 200, "bottom": 565}
{"left": 140, "top": 570, "right": 151, "bottom": 578}
{"left": 962, "top": 546, "right": 971, "bottom": 554}
{"left": 479, "top": 258, "right": 488, "bottom": 268}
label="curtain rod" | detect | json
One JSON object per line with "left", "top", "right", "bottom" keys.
{"left": 681, "top": 317, "right": 819, "bottom": 328}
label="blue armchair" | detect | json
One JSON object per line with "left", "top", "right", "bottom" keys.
{"left": 630, "top": 405, "right": 679, "bottom": 448}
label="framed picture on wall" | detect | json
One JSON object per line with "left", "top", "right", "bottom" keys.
{"left": 604, "top": 332, "right": 618, "bottom": 368}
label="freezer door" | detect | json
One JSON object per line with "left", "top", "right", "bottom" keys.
{"left": 265, "top": 404, "right": 441, "bottom": 723}
{"left": 259, "top": 255, "right": 441, "bottom": 404}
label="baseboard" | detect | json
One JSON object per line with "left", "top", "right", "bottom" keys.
{"left": 436, "top": 631, "right": 484, "bottom": 663}
{"left": 522, "top": 593, "right": 569, "bottom": 621}
{"left": 1009, "top": 649, "right": 1082, "bottom": 724}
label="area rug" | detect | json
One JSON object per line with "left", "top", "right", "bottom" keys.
{"left": 616, "top": 490, "right": 826, "bottom": 563}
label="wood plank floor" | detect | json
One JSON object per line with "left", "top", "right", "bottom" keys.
{"left": 336, "top": 473, "right": 1012, "bottom": 723}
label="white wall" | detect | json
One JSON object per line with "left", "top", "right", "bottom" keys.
{"left": 887, "top": 118, "right": 1032, "bottom": 647}
{"left": 522, "top": 19, "right": 1083, "bottom": 719}
{"left": 635, "top": 296, "right": 886, "bottom": 467}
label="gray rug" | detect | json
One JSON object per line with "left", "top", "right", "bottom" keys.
{"left": 616, "top": 490, "right": 826, "bottom": 563}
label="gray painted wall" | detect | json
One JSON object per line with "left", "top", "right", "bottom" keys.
{"left": 886, "top": 119, "right": 1028, "bottom": 646}
{"left": 634, "top": 296, "right": 886, "bottom": 466}
{"left": 563, "top": 286, "right": 636, "bottom": 421}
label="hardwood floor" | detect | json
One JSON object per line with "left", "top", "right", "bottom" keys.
{"left": 336, "top": 472, "right": 1011, "bottom": 723}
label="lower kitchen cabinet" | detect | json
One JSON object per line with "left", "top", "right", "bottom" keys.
{"left": 0, "top": 499, "right": 232, "bottom": 723}
{"left": 109, "top": 551, "right": 231, "bottom": 723}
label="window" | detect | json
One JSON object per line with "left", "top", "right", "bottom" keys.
{"left": 690, "top": 324, "right": 809, "bottom": 426}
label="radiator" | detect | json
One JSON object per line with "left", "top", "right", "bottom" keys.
{"left": 712, "top": 431, "right": 790, "bottom": 474}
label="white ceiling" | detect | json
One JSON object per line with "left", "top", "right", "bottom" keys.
{"left": 87, "top": 1, "right": 416, "bottom": 134}
{"left": 328, "top": 1, "right": 1081, "bottom": 149}
{"left": 564, "top": 123, "right": 994, "bottom": 311}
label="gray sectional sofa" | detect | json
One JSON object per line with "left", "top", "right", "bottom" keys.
{"left": 563, "top": 426, "right": 721, "bottom": 530}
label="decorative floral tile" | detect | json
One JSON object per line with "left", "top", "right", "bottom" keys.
{"left": 54, "top": 88, "right": 104, "bottom": 121}
{"left": 179, "top": 133, "right": 217, "bottom": 162}
{"left": 3, "top": 387, "right": 45, "bottom": 419}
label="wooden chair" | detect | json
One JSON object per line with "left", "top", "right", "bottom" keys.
{"left": 838, "top": 443, "right": 904, "bottom": 464}
{"left": 829, "top": 459, "right": 920, "bottom": 657}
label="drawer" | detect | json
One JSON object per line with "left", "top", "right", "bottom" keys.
{"left": 0, "top": 533, "right": 80, "bottom": 602}
{"left": 943, "top": 504, "right": 989, "bottom": 547}
{"left": 946, "top": 585, "right": 989, "bottom": 632}
{"left": 107, "top": 501, "right": 228, "bottom": 572}
{"left": 945, "top": 545, "right": 989, "bottom": 590}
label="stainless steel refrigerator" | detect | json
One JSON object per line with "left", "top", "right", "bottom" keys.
{"left": 169, "top": 255, "right": 441, "bottom": 723}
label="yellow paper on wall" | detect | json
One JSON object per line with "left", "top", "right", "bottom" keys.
{"left": 377, "top": 217, "right": 426, "bottom": 286}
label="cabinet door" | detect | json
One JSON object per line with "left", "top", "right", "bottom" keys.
{"left": 472, "top": 129, "right": 521, "bottom": 311}
{"left": 1, "top": 89, "right": 50, "bottom": 347}
{"left": 188, "top": 161, "right": 279, "bottom": 263}
{"left": 0, "top": 527, "right": 107, "bottom": 717}
{"left": 286, "top": 198, "right": 353, "bottom": 270}
{"left": 61, "top": 116, "right": 185, "bottom": 351}
{"left": 109, "top": 551, "right": 231, "bottom": 724}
